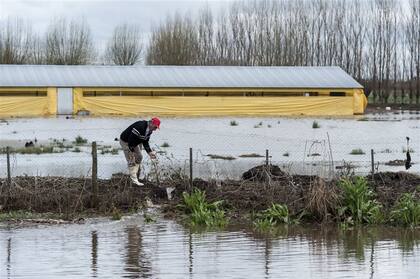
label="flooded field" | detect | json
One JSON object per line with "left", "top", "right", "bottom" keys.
{"left": 1, "top": 112, "right": 419, "bottom": 179}
{"left": 1, "top": 214, "right": 419, "bottom": 278}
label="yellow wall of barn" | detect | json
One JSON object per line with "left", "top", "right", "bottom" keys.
{"left": 73, "top": 87, "right": 366, "bottom": 116}
{"left": 0, "top": 87, "right": 367, "bottom": 116}
{"left": 0, "top": 87, "right": 57, "bottom": 117}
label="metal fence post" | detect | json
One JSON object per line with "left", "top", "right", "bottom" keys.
{"left": 6, "top": 146, "right": 11, "bottom": 186}
{"left": 189, "top": 148, "right": 193, "bottom": 191}
{"left": 92, "top": 141, "right": 98, "bottom": 207}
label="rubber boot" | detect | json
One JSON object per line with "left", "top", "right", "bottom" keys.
{"left": 129, "top": 165, "right": 143, "bottom": 186}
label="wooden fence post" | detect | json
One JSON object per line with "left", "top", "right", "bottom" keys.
{"left": 92, "top": 142, "right": 98, "bottom": 207}
{"left": 189, "top": 148, "right": 193, "bottom": 191}
{"left": 6, "top": 147, "right": 11, "bottom": 186}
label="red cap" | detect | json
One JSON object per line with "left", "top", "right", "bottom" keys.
{"left": 151, "top": 117, "right": 160, "bottom": 129}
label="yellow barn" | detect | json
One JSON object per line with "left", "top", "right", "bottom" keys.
{"left": 0, "top": 65, "right": 367, "bottom": 117}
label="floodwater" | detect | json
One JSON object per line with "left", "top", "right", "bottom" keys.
{"left": 0, "top": 113, "right": 419, "bottom": 179}
{"left": 1, "top": 214, "right": 419, "bottom": 279}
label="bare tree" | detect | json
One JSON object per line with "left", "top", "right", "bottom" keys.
{"left": 104, "top": 24, "right": 143, "bottom": 65}
{"left": 0, "top": 18, "right": 33, "bottom": 64}
{"left": 45, "top": 18, "right": 95, "bottom": 65}
{"left": 147, "top": 13, "right": 199, "bottom": 65}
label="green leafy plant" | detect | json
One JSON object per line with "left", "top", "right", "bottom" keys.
{"left": 254, "top": 203, "right": 299, "bottom": 230}
{"left": 338, "top": 177, "right": 382, "bottom": 224}
{"left": 178, "top": 188, "right": 227, "bottom": 227}
{"left": 390, "top": 193, "right": 420, "bottom": 227}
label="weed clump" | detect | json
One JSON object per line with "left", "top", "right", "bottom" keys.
{"left": 178, "top": 188, "right": 227, "bottom": 227}
{"left": 390, "top": 193, "right": 420, "bottom": 227}
{"left": 74, "top": 135, "right": 88, "bottom": 145}
{"left": 338, "top": 177, "right": 382, "bottom": 225}
{"left": 350, "top": 148, "right": 365, "bottom": 155}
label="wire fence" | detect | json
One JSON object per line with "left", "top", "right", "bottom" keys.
{"left": 1, "top": 133, "right": 418, "bottom": 182}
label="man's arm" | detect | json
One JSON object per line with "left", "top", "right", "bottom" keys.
{"left": 142, "top": 139, "right": 152, "bottom": 154}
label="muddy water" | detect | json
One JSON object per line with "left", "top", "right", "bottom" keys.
{"left": 1, "top": 215, "right": 419, "bottom": 279}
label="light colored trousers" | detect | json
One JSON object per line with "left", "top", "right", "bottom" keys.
{"left": 120, "top": 139, "right": 143, "bottom": 167}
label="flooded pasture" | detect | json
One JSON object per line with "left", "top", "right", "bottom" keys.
{"left": 0, "top": 113, "right": 419, "bottom": 179}
{"left": 1, "top": 215, "right": 419, "bottom": 278}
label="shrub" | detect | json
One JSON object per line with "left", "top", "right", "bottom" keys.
{"left": 312, "top": 121, "right": 321, "bottom": 129}
{"left": 230, "top": 120, "right": 239, "bottom": 126}
{"left": 390, "top": 193, "right": 420, "bottom": 227}
{"left": 338, "top": 177, "right": 382, "bottom": 224}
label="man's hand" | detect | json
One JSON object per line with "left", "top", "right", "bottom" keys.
{"left": 148, "top": 151, "right": 156, "bottom": 159}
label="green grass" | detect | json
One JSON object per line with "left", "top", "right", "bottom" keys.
{"left": 230, "top": 120, "right": 239, "bottom": 126}
{"left": 312, "top": 121, "right": 321, "bottom": 129}
{"left": 390, "top": 193, "right": 420, "bottom": 227}
{"left": 350, "top": 149, "right": 365, "bottom": 155}
{"left": 357, "top": 117, "right": 369, "bottom": 121}
{"left": 178, "top": 188, "right": 227, "bottom": 227}
{"left": 338, "top": 177, "right": 382, "bottom": 225}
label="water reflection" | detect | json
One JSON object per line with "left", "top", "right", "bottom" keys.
{"left": 0, "top": 220, "right": 419, "bottom": 279}
{"left": 91, "top": 231, "right": 98, "bottom": 278}
{"left": 123, "top": 226, "right": 152, "bottom": 279}
{"left": 6, "top": 238, "right": 11, "bottom": 279}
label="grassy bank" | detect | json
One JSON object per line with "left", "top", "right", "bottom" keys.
{"left": 0, "top": 166, "right": 419, "bottom": 227}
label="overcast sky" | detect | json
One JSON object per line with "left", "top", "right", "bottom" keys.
{"left": 0, "top": 0, "right": 412, "bottom": 53}
{"left": 0, "top": 0, "right": 233, "bottom": 51}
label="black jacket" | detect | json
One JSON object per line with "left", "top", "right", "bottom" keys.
{"left": 120, "top": 120, "right": 153, "bottom": 153}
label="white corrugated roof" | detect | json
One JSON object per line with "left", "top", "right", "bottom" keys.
{"left": 0, "top": 65, "right": 363, "bottom": 88}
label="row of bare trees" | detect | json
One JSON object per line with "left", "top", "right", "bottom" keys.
{"left": 0, "top": 18, "right": 142, "bottom": 65}
{"left": 147, "top": 0, "right": 420, "bottom": 105}
{"left": 0, "top": 0, "right": 419, "bottom": 104}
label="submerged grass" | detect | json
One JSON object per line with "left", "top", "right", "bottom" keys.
{"left": 206, "top": 154, "right": 236, "bottom": 160}
{"left": 312, "top": 121, "right": 321, "bottom": 129}
{"left": 178, "top": 188, "right": 227, "bottom": 227}
{"left": 1, "top": 146, "right": 61, "bottom": 155}
{"left": 390, "top": 193, "right": 420, "bottom": 227}
{"left": 350, "top": 148, "right": 365, "bottom": 155}
{"left": 74, "top": 135, "right": 88, "bottom": 145}
{"left": 338, "top": 177, "right": 382, "bottom": 225}
{"left": 239, "top": 153, "right": 264, "bottom": 158}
